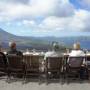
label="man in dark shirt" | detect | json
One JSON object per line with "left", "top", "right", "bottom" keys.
{"left": 6, "top": 42, "right": 23, "bottom": 78}
{"left": 7, "top": 42, "right": 23, "bottom": 56}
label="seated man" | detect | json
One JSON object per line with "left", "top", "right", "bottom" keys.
{"left": 68, "top": 42, "right": 88, "bottom": 79}
{"left": 44, "top": 42, "right": 62, "bottom": 60}
{"left": 68, "top": 42, "right": 85, "bottom": 66}
{"left": 43, "top": 42, "right": 63, "bottom": 73}
{"left": 7, "top": 42, "right": 22, "bottom": 56}
{"left": 69, "top": 42, "right": 85, "bottom": 57}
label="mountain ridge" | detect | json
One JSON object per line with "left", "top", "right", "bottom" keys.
{"left": 0, "top": 28, "right": 51, "bottom": 50}
{"left": 0, "top": 28, "right": 90, "bottom": 50}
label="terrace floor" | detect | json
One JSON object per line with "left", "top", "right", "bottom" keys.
{"left": 0, "top": 76, "right": 90, "bottom": 90}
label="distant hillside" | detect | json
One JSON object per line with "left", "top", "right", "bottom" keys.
{"left": 0, "top": 28, "right": 90, "bottom": 50}
{"left": 0, "top": 28, "right": 50, "bottom": 50}
{"left": 37, "top": 36, "right": 90, "bottom": 49}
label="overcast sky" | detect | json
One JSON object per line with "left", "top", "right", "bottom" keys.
{"left": 0, "top": 0, "right": 90, "bottom": 37}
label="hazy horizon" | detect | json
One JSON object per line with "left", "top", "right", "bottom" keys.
{"left": 1, "top": 29, "right": 90, "bottom": 37}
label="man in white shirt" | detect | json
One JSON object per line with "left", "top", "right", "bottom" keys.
{"left": 68, "top": 42, "right": 88, "bottom": 79}
{"left": 43, "top": 42, "right": 62, "bottom": 71}
{"left": 68, "top": 42, "right": 86, "bottom": 65}
{"left": 69, "top": 42, "right": 85, "bottom": 57}
{"left": 43, "top": 42, "right": 63, "bottom": 75}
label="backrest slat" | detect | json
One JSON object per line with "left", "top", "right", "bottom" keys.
{"left": 46, "top": 57, "right": 63, "bottom": 70}
{"left": 23, "top": 55, "right": 31, "bottom": 68}
{"left": 31, "top": 55, "right": 40, "bottom": 68}
{"left": 68, "top": 57, "right": 85, "bottom": 68}
{"left": 23, "top": 55, "right": 40, "bottom": 69}
{"left": 7, "top": 55, "right": 23, "bottom": 68}
{"left": 0, "top": 55, "right": 5, "bottom": 67}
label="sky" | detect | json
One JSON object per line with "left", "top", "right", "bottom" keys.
{"left": 0, "top": 0, "right": 90, "bottom": 37}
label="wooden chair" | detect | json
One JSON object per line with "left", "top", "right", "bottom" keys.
{"left": 86, "top": 56, "right": 90, "bottom": 79}
{"left": 23, "top": 55, "right": 41, "bottom": 80}
{"left": 7, "top": 55, "right": 25, "bottom": 79}
{"left": 0, "top": 54, "right": 8, "bottom": 77}
{"left": 45, "top": 56, "right": 63, "bottom": 83}
{"left": 65, "top": 56, "right": 86, "bottom": 81}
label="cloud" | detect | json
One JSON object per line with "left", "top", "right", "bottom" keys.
{"left": 1, "top": 0, "right": 29, "bottom": 4}
{"left": 0, "top": 0, "right": 90, "bottom": 36}
{"left": 21, "top": 9, "right": 90, "bottom": 32}
{"left": 22, "top": 20, "right": 36, "bottom": 28}
{"left": 39, "top": 16, "right": 69, "bottom": 30}
{"left": 0, "top": 0, "right": 75, "bottom": 21}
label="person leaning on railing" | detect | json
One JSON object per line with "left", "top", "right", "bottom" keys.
{"left": 7, "top": 42, "right": 23, "bottom": 56}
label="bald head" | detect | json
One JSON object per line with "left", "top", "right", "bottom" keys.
{"left": 73, "top": 42, "right": 81, "bottom": 50}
